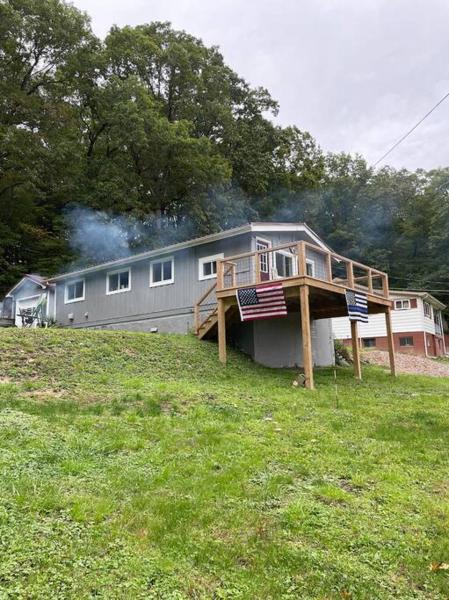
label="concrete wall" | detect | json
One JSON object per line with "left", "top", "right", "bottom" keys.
{"left": 249, "top": 314, "right": 334, "bottom": 368}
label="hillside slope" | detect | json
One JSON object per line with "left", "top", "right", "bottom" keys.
{"left": 0, "top": 329, "right": 448, "bottom": 599}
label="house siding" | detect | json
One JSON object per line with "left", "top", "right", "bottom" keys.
{"left": 56, "top": 233, "right": 251, "bottom": 329}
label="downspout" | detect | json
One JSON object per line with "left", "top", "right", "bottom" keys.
{"left": 424, "top": 332, "right": 428, "bottom": 357}
{"left": 53, "top": 285, "right": 57, "bottom": 321}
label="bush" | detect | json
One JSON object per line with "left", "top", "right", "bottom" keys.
{"left": 334, "top": 338, "right": 352, "bottom": 365}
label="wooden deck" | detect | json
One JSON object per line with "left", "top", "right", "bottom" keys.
{"left": 194, "top": 240, "right": 396, "bottom": 389}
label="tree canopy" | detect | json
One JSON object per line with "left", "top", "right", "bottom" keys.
{"left": 1, "top": 0, "right": 449, "bottom": 306}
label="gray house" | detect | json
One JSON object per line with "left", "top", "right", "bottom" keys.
{"left": 3, "top": 222, "right": 346, "bottom": 368}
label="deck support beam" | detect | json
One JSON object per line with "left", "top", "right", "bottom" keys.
{"left": 217, "top": 297, "right": 227, "bottom": 364}
{"left": 300, "top": 285, "right": 314, "bottom": 390}
{"left": 350, "top": 320, "right": 362, "bottom": 380}
{"left": 385, "top": 307, "right": 396, "bottom": 377}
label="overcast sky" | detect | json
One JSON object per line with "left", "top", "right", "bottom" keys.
{"left": 73, "top": 0, "right": 449, "bottom": 171}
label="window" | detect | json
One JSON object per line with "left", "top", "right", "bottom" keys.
{"left": 363, "top": 338, "right": 376, "bottom": 348}
{"left": 399, "top": 336, "right": 414, "bottom": 347}
{"left": 394, "top": 299, "right": 410, "bottom": 310}
{"left": 150, "top": 257, "right": 174, "bottom": 287}
{"left": 423, "top": 301, "right": 432, "bottom": 319}
{"left": 106, "top": 268, "right": 131, "bottom": 294}
{"left": 256, "top": 239, "right": 271, "bottom": 274}
{"left": 274, "top": 251, "right": 296, "bottom": 278}
{"left": 65, "top": 279, "right": 85, "bottom": 303}
{"left": 306, "top": 259, "right": 315, "bottom": 277}
{"left": 198, "top": 253, "right": 224, "bottom": 281}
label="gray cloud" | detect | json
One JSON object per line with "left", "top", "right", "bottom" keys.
{"left": 74, "top": 0, "right": 449, "bottom": 170}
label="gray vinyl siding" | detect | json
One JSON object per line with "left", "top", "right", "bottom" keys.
{"left": 56, "top": 233, "right": 251, "bottom": 328}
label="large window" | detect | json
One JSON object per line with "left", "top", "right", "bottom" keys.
{"left": 394, "top": 299, "right": 410, "bottom": 310}
{"left": 423, "top": 301, "right": 432, "bottom": 319}
{"left": 274, "top": 251, "right": 296, "bottom": 278}
{"left": 150, "top": 257, "right": 174, "bottom": 287}
{"left": 107, "top": 268, "right": 131, "bottom": 294}
{"left": 65, "top": 279, "right": 85, "bottom": 303}
{"left": 198, "top": 253, "right": 224, "bottom": 281}
{"left": 399, "top": 336, "right": 414, "bottom": 347}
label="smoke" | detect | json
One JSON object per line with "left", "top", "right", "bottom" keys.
{"left": 64, "top": 205, "right": 147, "bottom": 267}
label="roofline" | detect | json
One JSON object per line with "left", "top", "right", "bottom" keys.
{"left": 49, "top": 222, "right": 329, "bottom": 282}
{"left": 390, "top": 289, "right": 446, "bottom": 310}
{"left": 5, "top": 275, "right": 48, "bottom": 297}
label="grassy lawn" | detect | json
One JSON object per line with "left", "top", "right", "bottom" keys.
{"left": 0, "top": 329, "right": 448, "bottom": 599}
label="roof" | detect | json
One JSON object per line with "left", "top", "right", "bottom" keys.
{"left": 390, "top": 289, "right": 446, "bottom": 310}
{"left": 6, "top": 274, "right": 51, "bottom": 297}
{"left": 49, "top": 222, "right": 331, "bottom": 282}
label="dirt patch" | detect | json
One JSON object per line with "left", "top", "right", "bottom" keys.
{"left": 0, "top": 376, "right": 12, "bottom": 384}
{"left": 364, "top": 350, "right": 449, "bottom": 377}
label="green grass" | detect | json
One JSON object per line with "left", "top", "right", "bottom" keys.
{"left": 0, "top": 329, "right": 448, "bottom": 599}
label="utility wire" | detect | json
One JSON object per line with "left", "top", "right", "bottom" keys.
{"left": 374, "top": 90, "right": 449, "bottom": 166}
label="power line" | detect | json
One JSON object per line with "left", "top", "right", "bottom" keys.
{"left": 374, "top": 90, "right": 449, "bottom": 167}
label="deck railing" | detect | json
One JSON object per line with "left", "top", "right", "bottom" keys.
{"left": 216, "top": 241, "right": 389, "bottom": 298}
{"left": 194, "top": 240, "right": 389, "bottom": 335}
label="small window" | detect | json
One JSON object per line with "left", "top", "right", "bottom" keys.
{"left": 306, "top": 259, "right": 315, "bottom": 277}
{"left": 399, "top": 336, "right": 414, "bottom": 347}
{"left": 150, "top": 256, "right": 174, "bottom": 287}
{"left": 65, "top": 279, "right": 85, "bottom": 303}
{"left": 395, "top": 299, "right": 410, "bottom": 310}
{"left": 363, "top": 338, "right": 376, "bottom": 348}
{"left": 198, "top": 253, "right": 224, "bottom": 281}
{"left": 423, "top": 301, "right": 432, "bottom": 319}
{"left": 107, "top": 268, "right": 131, "bottom": 294}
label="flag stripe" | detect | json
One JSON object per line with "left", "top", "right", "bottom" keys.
{"left": 237, "top": 282, "right": 287, "bottom": 322}
{"left": 345, "top": 289, "right": 369, "bottom": 323}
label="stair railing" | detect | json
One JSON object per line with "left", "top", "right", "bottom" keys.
{"left": 194, "top": 261, "right": 236, "bottom": 335}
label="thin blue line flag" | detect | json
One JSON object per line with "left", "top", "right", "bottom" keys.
{"left": 345, "top": 290, "right": 368, "bottom": 323}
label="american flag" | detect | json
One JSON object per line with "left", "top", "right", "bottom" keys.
{"left": 345, "top": 290, "right": 368, "bottom": 323}
{"left": 236, "top": 282, "right": 287, "bottom": 321}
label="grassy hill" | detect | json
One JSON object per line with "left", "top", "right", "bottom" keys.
{"left": 0, "top": 329, "right": 448, "bottom": 599}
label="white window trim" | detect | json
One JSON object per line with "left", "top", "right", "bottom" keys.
{"left": 106, "top": 267, "right": 131, "bottom": 295}
{"left": 395, "top": 299, "right": 410, "bottom": 310}
{"left": 198, "top": 253, "right": 224, "bottom": 281}
{"left": 274, "top": 248, "right": 298, "bottom": 278}
{"left": 306, "top": 258, "right": 315, "bottom": 277}
{"left": 150, "top": 256, "right": 174, "bottom": 288}
{"left": 256, "top": 237, "right": 272, "bottom": 274}
{"left": 423, "top": 301, "right": 433, "bottom": 319}
{"left": 64, "top": 278, "right": 85, "bottom": 304}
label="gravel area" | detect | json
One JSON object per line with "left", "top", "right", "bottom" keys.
{"left": 364, "top": 350, "right": 449, "bottom": 377}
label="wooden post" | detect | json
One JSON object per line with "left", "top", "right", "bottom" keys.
{"left": 367, "top": 269, "right": 373, "bottom": 294}
{"left": 385, "top": 307, "right": 396, "bottom": 376}
{"left": 231, "top": 263, "right": 237, "bottom": 288}
{"left": 297, "top": 242, "right": 307, "bottom": 276}
{"left": 382, "top": 273, "right": 389, "bottom": 298}
{"left": 217, "top": 297, "right": 226, "bottom": 364}
{"left": 326, "top": 252, "right": 332, "bottom": 281}
{"left": 350, "top": 320, "right": 362, "bottom": 380}
{"left": 300, "top": 285, "right": 314, "bottom": 389}
{"left": 254, "top": 254, "right": 261, "bottom": 284}
{"left": 347, "top": 261, "right": 355, "bottom": 288}
{"left": 217, "top": 260, "right": 224, "bottom": 291}
{"left": 194, "top": 303, "right": 199, "bottom": 334}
